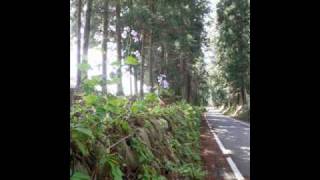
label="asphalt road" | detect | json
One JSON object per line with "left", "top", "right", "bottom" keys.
{"left": 205, "top": 107, "right": 250, "bottom": 178}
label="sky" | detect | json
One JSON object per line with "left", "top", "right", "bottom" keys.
{"left": 70, "top": 0, "right": 218, "bottom": 95}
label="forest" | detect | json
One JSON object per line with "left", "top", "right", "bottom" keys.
{"left": 70, "top": 0, "right": 249, "bottom": 179}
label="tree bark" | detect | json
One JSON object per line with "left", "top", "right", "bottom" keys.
{"left": 101, "top": 0, "right": 109, "bottom": 94}
{"left": 140, "top": 30, "right": 145, "bottom": 98}
{"left": 186, "top": 71, "right": 191, "bottom": 102}
{"left": 184, "top": 59, "right": 191, "bottom": 102}
{"left": 134, "top": 66, "right": 138, "bottom": 95}
{"left": 129, "top": 0, "right": 133, "bottom": 96}
{"left": 164, "top": 44, "right": 168, "bottom": 75}
{"left": 148, "top": 0, "right": 154, "bottom": 92}
{"left": 130, "top": 66, "right": 133, "bottom": 96}
{"left": 179, "top": 53, "right": 185, "bottom": 98}
{"left": 82, "top": 0, "right": 93, "bottom": 80}
{"left": 116, "top": 2, "right": 124, "bottom": 96}
{"left": 160, "top": 44, "right": 165, "bottom": 74}
{"left": 149, "top": 30, "right": 154, "bottom": 92}
{"left": 240, "top": 84, "right": 246, "bottom": 105}
{"left": 76, "top": 0, "right": 82, "bottom": 89}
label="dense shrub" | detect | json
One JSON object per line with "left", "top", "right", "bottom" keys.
{"left": 70, "top": 90, "right": 206, "bottom": 180}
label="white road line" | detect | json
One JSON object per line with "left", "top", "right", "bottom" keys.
{"left": 205, "top": 114, "right": 231, "bottom": 155}
{"left": 210, "top": 128, "right": 232, "bottom": 155}
{"left": 205, "top": 111, "right": 245, "bottom": 180}
{"left": 226, "top": 157, "right": 245, "bottom": 180}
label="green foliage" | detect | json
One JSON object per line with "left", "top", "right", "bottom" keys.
{"left": 144, "top": 93, "right": 159, "bottom": 105}
{"left": 131, "top": 100, "right": 147, "bottom": 114}
{"left": 70, "top": 171, "right": 90, "bottom": 180}
{"left": 100, "top": 153, "right": 124, "bottom": 180}
{"left": 82, "top": 76, "right": 102, "bottom": 94}
{"left": 124, "top": 55, "right": 139, "bottom": 65}
{"left": 131, "top": 137, "right": 154, "bottom": 164}
{"left": 83, "top": 94, "right": 98, "bottom": 106}
{"left": 70, "top": 0, "right": 213, "bottom": 178}
{"left": 212, "top": 0, "right": 250, "bottom": 107}
{"left": 71, "top": 90, "right": 206, "bottom": 179}
{"left": 78, "top": 63, "right": 92, "bottom": 73}
{"left": 176, "top": 164, "right": 206, "bottom": 179}
{"left": 159, "top": 89, "right": 175, "bottom": 98}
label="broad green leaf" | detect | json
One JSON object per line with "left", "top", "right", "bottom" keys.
{"left": 71, "top": 171, "right": 90, "bottom": 180}
{"left": 78, "top": 63, "right": 91, "bottom": 72}
{"left": 74, "top": 139, "right": 89, "bottom": 156}
{"left": 83, "top": 95, "right": 98, "bottom": 105}
{"left": 144, "top": 93, "right": 158, "bottom": 103}
{"left": 131, "top": 100, "right": 146, "bottom": 114}
{"left": 124, "top": 56, "right": 139, "bottom": 65}
{"left": 110, "top": 163, "right": 123, "bottom": 180}
{"left": 73, "top": 126, "right": 94, "bottom": 139}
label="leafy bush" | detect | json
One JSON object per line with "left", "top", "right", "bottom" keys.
{"left": 70, "top": 89, "right": 206, "bottom": 179}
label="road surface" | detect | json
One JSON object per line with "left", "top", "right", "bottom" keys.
{"left": 205, "top": 107, "right": 250, "bottom": 178}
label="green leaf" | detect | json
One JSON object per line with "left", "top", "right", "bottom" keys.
{"left": 83, "top": 95, "right": 98, "bottom": 105}
{"left": 131, "top": 100, "right": 146, "bottom": 114}
{"left": 78, "top": 63, "right": 91, "bottom": 72}
{"left": 110, "top": 163, "right": 123, "bottom": 180}
{"left": 144, "top": 93, "right": 158, "bottom": 104}
{"left": 71, "top": 171, "right": 90, "bottom": 180}
{"left": 124, "top": 56, "right": 139, "bottom": 65}
{"left": 74, "top": 139, "right": 89, "bottom": 156}
{"left": 73, "top": 126, "right": 94, "bottom": 139}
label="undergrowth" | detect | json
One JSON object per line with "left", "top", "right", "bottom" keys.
{"left": 70, "top": 82, "right": 206, "bottom": 180}
{"left": 222, "top": 104, "right": 250, "bottom": 122}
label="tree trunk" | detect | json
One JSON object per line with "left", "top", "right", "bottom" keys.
{"left": 149, "top": 30, "right": 154, "bottom": 92}
{"left": 130, "top": 66, "right": 133, "bottom": 96}
{"left": 82, "top": 0, "right": 93, "bottom": 80}
{"left": 186, "top": 72, "right": 191, "bottom": 102}
{"left": 164, "top": 44, "right": 168, "bottom": 75}
{"left": 148, "top": 0, "right": 154, "bottom": 92}
{"left": 179, "top": 53, "right": 185, "bottom": 98}
{"left": 76, "top": 0, "right": 82, "bottom": 89}
{"left": 134, "top": 66, "right": 138, "bottom": 95}
{"left": 140, "top": 31, "right": 145, "bottom": 98}
{"left": 160, "top": 43, "right": 165, "bottom": 74}
{"left": 129, "top": 0, "right": 133, "bottom": 96}
{"left": 101, "top": 0, "right": 109, "bottom": 94}
{"left": 184, "top": 59, "right": 190, "bottom": 102}
{"left": 192, "top": 78, "right": 199, "bottom": 105}
{"left": 116, "top": 2, "right": 124, "bottom": 96}
{"left": 240, "top": 85, "right": 246, "bottom": 105}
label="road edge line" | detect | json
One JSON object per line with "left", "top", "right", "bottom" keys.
{"left": 204, "top": 111, "right": 245, "bottom": 180}
{"left": 226, "top": 157, "right": 245, "bottom": 180}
